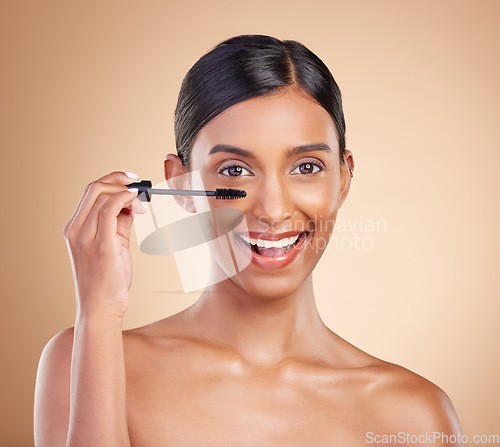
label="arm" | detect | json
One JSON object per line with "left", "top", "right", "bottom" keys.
{"left": 34, "top": 317, "right": 128, "bottom": 447}
{"left": 34, "top": 171, "right": 147, "bottom": 446}
{"left": 67, "top": 315, "right": 129, "bottom": 446}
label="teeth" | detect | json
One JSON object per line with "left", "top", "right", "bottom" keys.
{"left": 239, "top": 234, "right": 301, "bottom": 248}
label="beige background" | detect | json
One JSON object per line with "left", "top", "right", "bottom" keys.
{"left": 1, "top": 0, "right": 499, "bottom": 445}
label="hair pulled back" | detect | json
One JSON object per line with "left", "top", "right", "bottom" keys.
{"left": 174, "top": 34, "right": 346, "bottom": 167}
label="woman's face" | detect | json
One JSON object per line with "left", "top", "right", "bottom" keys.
{"left": 170, "top": 86, "right": 353, "bottom": 299}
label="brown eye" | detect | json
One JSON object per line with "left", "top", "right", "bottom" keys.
{"left": 300, "top": 163, "right": 314, "bottom": 174}
{"left": 228, "top": 166, "right": 242, "bottom": 176}
{"left": 219, "top": 165, "right": 252, "bottom": 176}
{"left": 291, "top": 162, "right": 322, "bottom": 175}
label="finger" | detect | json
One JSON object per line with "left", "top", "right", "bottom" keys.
{"left": 63, "top": 182, "right": 93, "bottom": 240}
{"left": 94, "top": 189, "right": 140, "bottom": 248}
{"left": 115, "top": 204, "right": 135, "bottom": 247}
{"left": 68, "top": 182, "right": 126, "bottom": 244}
{"left": 63, "top": 171, "right": 138, "bottom": 240}
{"left": 79, "top": 184, "right": 148, "bottom": 245}
{"left": 95, "top": 171, "right": 138, "bottom": 184}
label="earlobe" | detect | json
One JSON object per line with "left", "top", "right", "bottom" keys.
{"left": 163, "top": 154, "right": 197, "bottom": 213}
{"left": 338, "top": 150, "right": 354, "bottom": 208}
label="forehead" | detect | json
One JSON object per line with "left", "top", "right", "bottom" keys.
{"left": 192, "top": 87, "right": 339, "bottom": 154}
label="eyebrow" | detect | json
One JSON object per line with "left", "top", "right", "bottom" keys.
{"left": 208, "top": 144, "right": 256, "bottom": 159}
{"left": 286, "top": 143, "right": 332, "bottom": 157}
{"left": 208, "top": 143, "right": 332, "bottom": 158}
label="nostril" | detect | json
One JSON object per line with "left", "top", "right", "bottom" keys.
{"left": 249, "top": 186, "right": 294, "bottom": 223}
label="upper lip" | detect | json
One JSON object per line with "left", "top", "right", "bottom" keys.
{"left": 235, "top": 231, "right": 307, "bottom": 241}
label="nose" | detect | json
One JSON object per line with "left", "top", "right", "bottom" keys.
{"left": 249, "top": 173, "right": 293, "bottom": 228}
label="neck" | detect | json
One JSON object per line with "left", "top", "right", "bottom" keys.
{"left": 184, "top": 274, "right": 331, "bottom": 368}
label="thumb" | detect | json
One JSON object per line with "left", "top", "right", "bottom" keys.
{"left": 131, "top": 198, "right": 149, "bottom": 215}
{"left": 116, "top": 199, "right": 148, "bottom": 242}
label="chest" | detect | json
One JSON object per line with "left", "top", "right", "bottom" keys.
{"left": 125, "top": 362, "right": 369, "bottom": 446}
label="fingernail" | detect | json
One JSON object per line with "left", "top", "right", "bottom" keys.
{"left": 138, "top": 201, "right": 149, "bottom": 213}
{"left": 128, "top": 187, "right": 138, "bottom": 193}
{"left": 125, "top": 172, "right": 138, "bottom": 179}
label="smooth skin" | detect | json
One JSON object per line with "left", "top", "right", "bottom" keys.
{"left": 34, "top": 86, "right": 462, "bottom": 446}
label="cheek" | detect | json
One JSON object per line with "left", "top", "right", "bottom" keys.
{"left": 292, "top": 177, "right": 341, "bottom": 228}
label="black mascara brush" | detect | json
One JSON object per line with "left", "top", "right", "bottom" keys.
{"left": 126, "top": 180, "right": 246, "bottom": 202}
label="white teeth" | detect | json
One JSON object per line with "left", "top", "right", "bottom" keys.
{"left": 239, "top": 234, "right": 301, "bottom": 248}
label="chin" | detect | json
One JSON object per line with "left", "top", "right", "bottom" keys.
{"left": 224, "top": 258, "right": 319, "bottom": 301}
{"left": 231, "top": 274, "right": 307, "bottom": 301}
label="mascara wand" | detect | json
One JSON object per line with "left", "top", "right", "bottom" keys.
{"left": 126, "top": 180, "right": 247, "bottom": 202}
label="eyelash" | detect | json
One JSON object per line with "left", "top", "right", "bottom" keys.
{"left": 218, "top": 160, "right": 325, "bottom": 177}
{"left": 218, "top": 164, "right": 252, "bottom": 177}
{"left": 290, "top": 161, "right": 324, "bottom": 176}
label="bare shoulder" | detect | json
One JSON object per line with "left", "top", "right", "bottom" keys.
{"left": 35, "top": 327, "right": 75, "bottom": 387}
{"left": 365, "top": 359, "right": 462, "bottom": 437}
{"left": 121, "top": 312, "right": 195, "bottom": 361}
{"left": 34, "top": 327, "right": 75, "bottom": 446}
{"left": 122, "top": 311, "right": 192, "bottom": 344}
{"left": 321, "top": 334, "right": 462, "bottom": 443}
{"left": 39, "top": 327, "right": 75, "bottom": 358}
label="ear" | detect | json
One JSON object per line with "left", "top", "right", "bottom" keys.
{"left": 164, "top": 154, "right": 196, "bottom": 213}
{"left": 338, "top": 150, "right": 354, "bottom": 209}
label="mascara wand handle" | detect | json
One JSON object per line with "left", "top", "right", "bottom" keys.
{"left": 150, "top": 189, "right": 215, "bottom": 197}
{"left": 125, "top": 179, "right": 245, "bottom": 201}
{"left": 126, "top": 180, "right": 152, "bottom": 202}
{"left": 125, "top": 180, "right": 217, "bottom": 202}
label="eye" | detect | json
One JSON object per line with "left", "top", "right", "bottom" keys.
{"left": 218, "top": 164, "right": 252, "bottom": 177}
{"left": 290, "top": 161, "right": 324, "bottom": 175}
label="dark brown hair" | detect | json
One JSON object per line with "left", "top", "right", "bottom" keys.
{"left": 174, "top": 34, "right": 346, "bottom": 167}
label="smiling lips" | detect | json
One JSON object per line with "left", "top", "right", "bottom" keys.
{"left": 233, "top": 231, "right": 309, "bottom": 269}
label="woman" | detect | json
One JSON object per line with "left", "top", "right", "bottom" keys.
{"left": 34, "top": 34, "right": 462, "bottom": 446}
